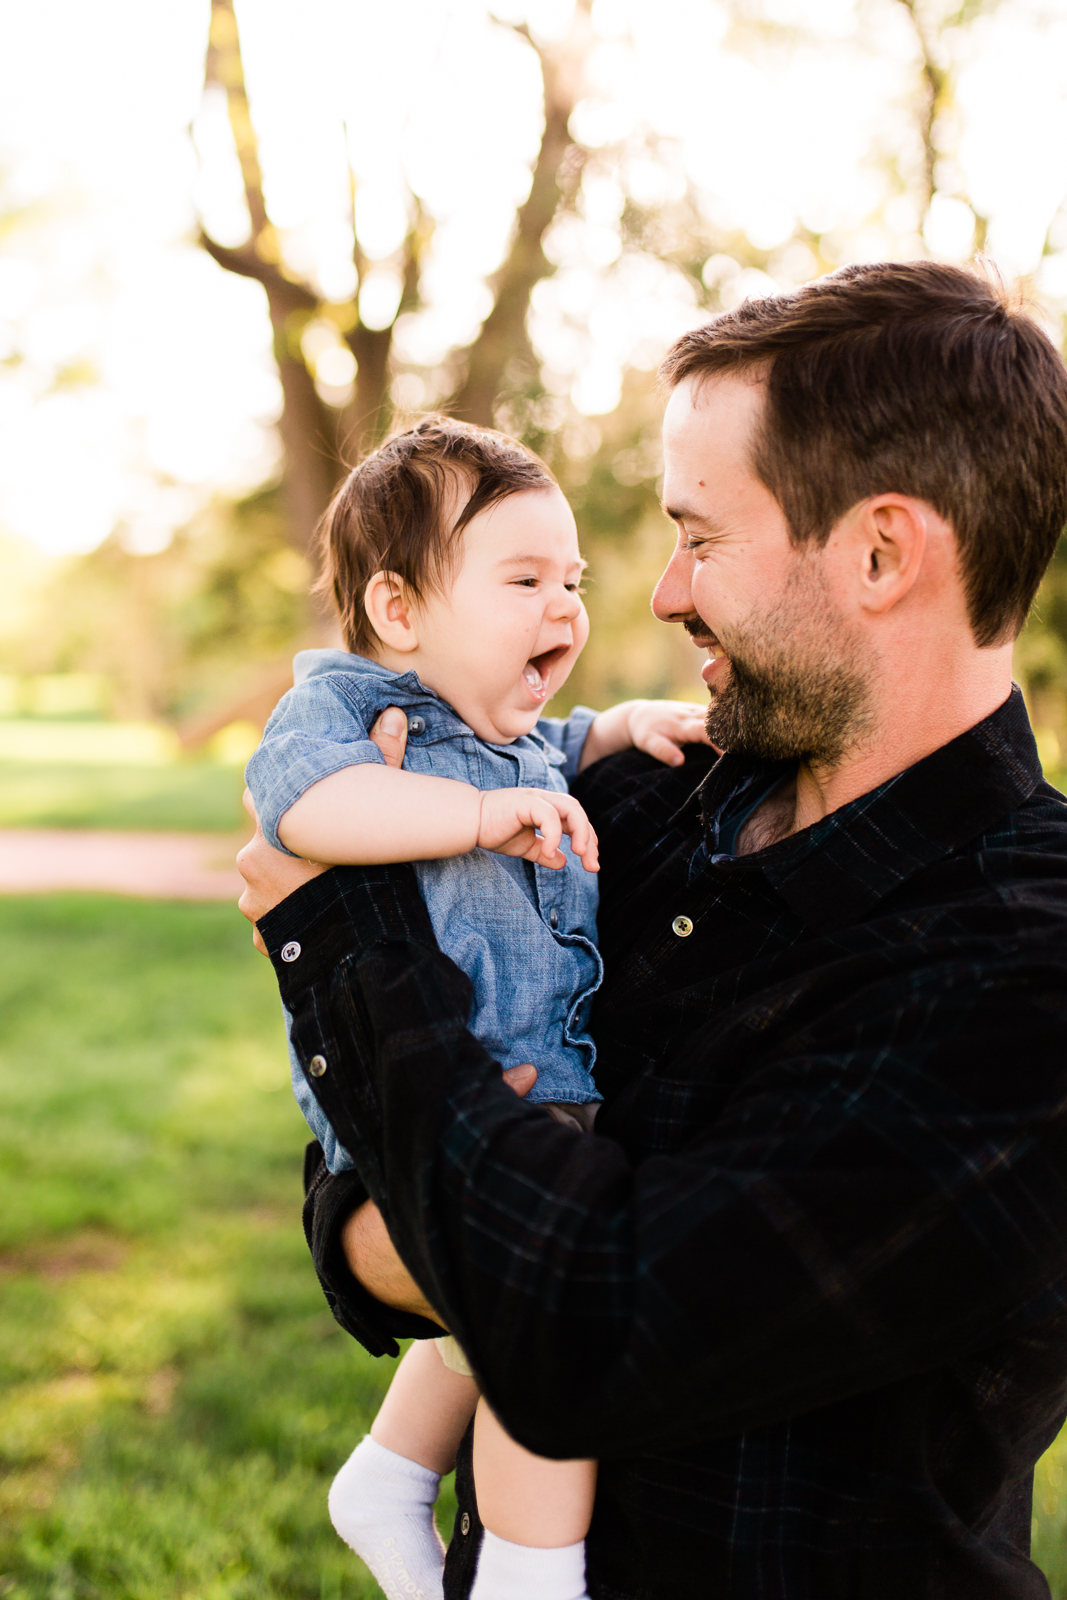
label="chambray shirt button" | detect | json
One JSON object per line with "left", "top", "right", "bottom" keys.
{"left": 672, "top": 915, "right": 694, "bottom": 938}
{"left": 308, "top": 1055, "right": 328, "bottom": 1078}
{"left": 460, "top": 1513, "right": 471, "bottom": 1536}
{"left": 280, "top": 941, "right": 301, "bottom": 963}
{"left": 549, "top": 908, "right": 559, "bottom": 929}
{"left": 407, "top": 715, "right": 426, "bottom": 736}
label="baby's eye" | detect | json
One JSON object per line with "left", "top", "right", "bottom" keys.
{"left": 565, "top": 582, "right": 586, "bottom": 594}
{"left": 512, "top": 577, "right": 539, "bottom": 587}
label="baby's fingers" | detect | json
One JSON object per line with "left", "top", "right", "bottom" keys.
{"left": 640, "top": 730, "right": 687, "bottom": 767}
{"left": 558, "top": 797, "right": 599, "bottom": 872}
{"left": 527, "top": 797, "right": 566, "bottom": 867}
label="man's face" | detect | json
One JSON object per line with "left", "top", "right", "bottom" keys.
{"left": 653, "top": 374, "right": 871, "bottom": 767}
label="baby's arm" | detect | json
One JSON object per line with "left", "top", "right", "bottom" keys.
{"left": 578, "top": 698, "right": 713, "bottom": 771}
{"left": 278, "top": 764, "right": 599, "bottom": 873}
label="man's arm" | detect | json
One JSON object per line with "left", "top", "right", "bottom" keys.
{"left": 263, "top": 853, "right": 1067, "bottom": 1464}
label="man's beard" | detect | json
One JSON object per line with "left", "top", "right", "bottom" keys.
{"left": 701, "top": 558, "right": 873, "bottom": 768}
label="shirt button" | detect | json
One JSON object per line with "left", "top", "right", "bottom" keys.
{"left": 672, "top": 915, "right": 694, "bottom": 938}
{"left": 280, "top": 941, "right": 301, "bottom": 963}
{"left": 460, "top": 1513, "right": 471, "bottom": 1536}
{"left": 308, "top": 1055, "right": 328, "bottom": 1078}
{"left": 407, "top": 715, "right": 426, "bottom": 736}
{"left": 549, "top": 908, "right": 559, "bottom": 929}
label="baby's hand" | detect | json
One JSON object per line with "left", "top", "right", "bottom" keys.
{"left": 626, "top": 700, "right": 713, "bottom": 767}
{"left": 477, "top": 787, "right": 599, "bottom": 873}
{"left": 580, "top": 698, "right": 715, "bottom": 772}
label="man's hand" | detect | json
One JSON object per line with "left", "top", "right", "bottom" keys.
{"left": 236, "top": 791, "right": 326, "bottom": 954}
{"left": 236, "top": 709, "right": 409, "bottom": 952}
{"left": 342, "top": 1062, "right": 538, "bottom": 1312}
{"left": 477, "top": 786, "right": 599, "bottom": 873}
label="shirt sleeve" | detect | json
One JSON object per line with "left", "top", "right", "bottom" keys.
{"left": 536, "top": 705, "right": 598, "bottom": 783}
{"left": 260, "top": 860, "right": 1067, "bottom": 1460}
{"left": 245, "top": 676, "right": 386, "bottom": 854}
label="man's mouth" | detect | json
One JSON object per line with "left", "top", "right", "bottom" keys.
{"left": 522, "top": 645, "right": 570, "bottom": 703}
{"left": 683, "top": 619, "right": 727, "bottom": 685}
{"left": 684, "top": 620, "right": 726, "bottom": 660}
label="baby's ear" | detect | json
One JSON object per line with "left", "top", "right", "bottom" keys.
{"left": 364, "top": 571, "right": 419, "bottom": 653}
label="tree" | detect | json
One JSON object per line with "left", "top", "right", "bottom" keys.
{"left": 196, "top": 0, "right": 595, "bottom": 561}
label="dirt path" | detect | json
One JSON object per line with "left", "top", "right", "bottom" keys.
{"left": 0, "top": 829, "right": 248, "bottom": 900}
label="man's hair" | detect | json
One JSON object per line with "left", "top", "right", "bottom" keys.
{"left": 660, "top": 260, "right": 1067, "bottom": 645}
{"left": 316, "top": 415, "right": 557, "bottom": 656}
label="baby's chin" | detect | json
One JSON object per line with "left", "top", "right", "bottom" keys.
{"left": 461, "top": 700, "right": 544, "bottom": 745}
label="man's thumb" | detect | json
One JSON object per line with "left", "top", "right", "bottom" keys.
{"left": 370, "top": 706, "right": 408, "bottom": 767}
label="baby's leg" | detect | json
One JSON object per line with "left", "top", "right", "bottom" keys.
{"left": 330, "top": 1340, "right": 478, "bottom": 1600}
{"left": 373, "top": 1336, "right": 479, "bottom": 1471}
{"left": 470, "top": 1397, "right": 596, "bottom": 1600}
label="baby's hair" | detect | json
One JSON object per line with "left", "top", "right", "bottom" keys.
{"left": 315, "top": 414, "right": 558, "bottom": 657}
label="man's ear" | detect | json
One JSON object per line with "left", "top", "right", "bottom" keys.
{"left": 847, "top": 496, "right": 928, "bottom": 617}
{"left": 364, "top": 571, "right": 420, "bottom": 654}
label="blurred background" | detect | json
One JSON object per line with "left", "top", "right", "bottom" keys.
{"left": 5, "top": 0, "right": 1067, "bottom": 1595}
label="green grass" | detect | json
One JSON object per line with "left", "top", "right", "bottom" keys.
{"left": 2, "top": 895, "right": 1066, "bottom": 1594}
{"left": 0, "top": 761, "right": 247, "bottom": 833}
{"left": 0, "top": 895, "right": 446, "bottom": 1599}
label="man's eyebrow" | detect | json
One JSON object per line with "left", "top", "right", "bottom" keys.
{"left": 662, "top": 504, "right": 718, "bottom": 530}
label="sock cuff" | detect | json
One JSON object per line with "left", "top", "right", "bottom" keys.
{"left": 358, "top": 1434, "right": 441, "bottom": 1495}
{"left": 475, "top": 1528, "right": 587, "bottom": 1598}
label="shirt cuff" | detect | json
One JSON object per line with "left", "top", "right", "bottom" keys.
{"left": 538, "top": 705, "right": 598, "bottom": 782}
{"left": 302, "top": 1141, "right": 445, "bottom": 1357}
{"left": 258, "top": 860, "right": 436, "bottom": 1007}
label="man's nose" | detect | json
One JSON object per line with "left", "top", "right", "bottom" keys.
{"left": 651, "top": 544, "right": 697, "bottom": 623}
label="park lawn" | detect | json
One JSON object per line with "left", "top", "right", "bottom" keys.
{"left": 0, "top": 894, "right": 451, "bottom": 1600}
{"left": 0, "top": 760, "right": 247, "bottom": 833}
{"left": 2, "top": 894, "right": 1067, "bottom": 1596}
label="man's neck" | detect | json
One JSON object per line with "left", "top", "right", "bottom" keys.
{"left": 735, "top": 656, "right": 1014, "bottom": 856}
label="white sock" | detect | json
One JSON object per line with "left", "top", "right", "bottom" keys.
{"left": 328, "top": 1435, "right": 445, "bottom": 1600}
{"left": 469, "top": 1529, "right": 590, "bottom": 1600}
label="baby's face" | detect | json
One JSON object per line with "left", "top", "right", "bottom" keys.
{"left": 412, "top": 486, "right": 589, "bottom": 743}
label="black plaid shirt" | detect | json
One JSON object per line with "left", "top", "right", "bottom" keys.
{"left": 264, "top": 687, "right": 1067, "bottom": 1599}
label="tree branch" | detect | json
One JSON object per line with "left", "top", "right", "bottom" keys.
{"left": 449, "top": 1, "right": 593, "bottom": 425}
{"left": 197, "top": 230, "right": 319, "bottom": 313}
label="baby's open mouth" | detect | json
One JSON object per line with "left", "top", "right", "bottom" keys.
{"left": 522, "top": 645, "right": 570, "bottom": 701}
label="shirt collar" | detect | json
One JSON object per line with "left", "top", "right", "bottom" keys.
{"left": 294, "top": 649, "right": 441, "bottom": 702}
{"left": 697, "top": 686, "right": 1042, "bottom": 934}
{"left": 291, "top": 648, "right": 562, "bottom": 762}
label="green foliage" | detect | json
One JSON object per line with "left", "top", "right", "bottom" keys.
{"left": 0, "top": 896, "right": 440, "bottom": 1598}
{"left": 7, "top": 487, "right": 314, "bottom": 727}
{"left": 1017, "top": 540, "right": 1067, "bottom": 772}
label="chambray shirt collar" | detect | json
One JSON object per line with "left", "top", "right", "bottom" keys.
{"left": 695, "top": 685, "right": 1042, "bottom": 935}
{"left": 292, "top": 647, "right": 566, "bottom": 764}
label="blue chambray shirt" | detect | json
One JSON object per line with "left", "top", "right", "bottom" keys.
{"left": 246, "top": 649, "right": 603, "bottom": 1172}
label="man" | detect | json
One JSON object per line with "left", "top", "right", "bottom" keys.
{"left": 239, "top": 260, "right": 1067, "bottom": 1598}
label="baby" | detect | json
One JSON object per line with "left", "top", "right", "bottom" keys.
{"left": 246, "top": 416, "right": 708, "bottom": 1600}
